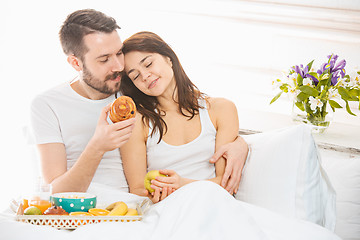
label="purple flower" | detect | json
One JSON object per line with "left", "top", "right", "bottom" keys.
{"left": 317, "top": 54, "right": 346, "bottom": 85}
{"left": 292, "top": 64, "right": 319, "bottom": 85}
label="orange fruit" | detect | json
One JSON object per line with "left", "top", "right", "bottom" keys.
{"left": 29, "top": 200, "right": 51, "bottom": 214}
{"left": 69, "top": 211, "right": 94, "bottom": 216}
{"left": 88, "top": 208, "right": 110, "bottom": 216}
{"left": 22, "top": 199, "right": 29, "bottom": 210}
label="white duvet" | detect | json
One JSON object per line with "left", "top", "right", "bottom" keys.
{"left": 0, "top": 181, "right": 341, "bottom": 240}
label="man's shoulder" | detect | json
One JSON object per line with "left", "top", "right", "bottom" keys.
{"left": 31, "top": 81, "right": 71, "bottom": 106}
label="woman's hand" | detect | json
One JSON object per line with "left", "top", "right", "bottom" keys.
{"left": 148, "top": 186, "right": 175, "bottom": 203}
{"left": 147, "top": 169, "right": 185, "bottom": 203}
{"left": 151, "top": 169, "right": 184, "bottom": 190}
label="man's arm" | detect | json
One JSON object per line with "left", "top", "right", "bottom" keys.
{"left": 37, "top": 105, "right": 135, "bottom": 193}
{"left": 209, "top": 135, "right": 249, "bottom": 194}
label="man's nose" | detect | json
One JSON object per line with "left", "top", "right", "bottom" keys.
{"left": 111, "top": 56, "right": 124, "bottom": 72}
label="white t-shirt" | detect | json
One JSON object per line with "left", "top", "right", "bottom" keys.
{"left": 146, "top": 99, "right": 216, "bottom": 180}
{"left": 30, "top": 80, "right": 128, "bottom": 192}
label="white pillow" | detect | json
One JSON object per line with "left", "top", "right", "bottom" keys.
{"left": 321, "top": 150, "right": 360, "bottom": 240}
{"left": 235, "top": 124, "right": 336, "bottom": 231}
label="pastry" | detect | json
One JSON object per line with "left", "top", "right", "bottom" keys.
{"left": 43, "top": 206, "right": 69, "bottom": 215}
{"left": 109, "top": 96, "right": 136, "bottom": 123}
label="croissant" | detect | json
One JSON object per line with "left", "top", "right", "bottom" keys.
{"left": 109, "top": 96, "right": 136, "bottom": 123}
{"left": 43, "top": 206, "right": 69, "bottom": 215}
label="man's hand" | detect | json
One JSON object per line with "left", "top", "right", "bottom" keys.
{"left": 209, "top": 137, "right": 249, "bottom": 195}
{"left": 90, "top": 104, "right": 136, "bottom": 154}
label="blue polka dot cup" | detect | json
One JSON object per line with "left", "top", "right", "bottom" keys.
{"left": 51, "top": 192, "right": 97, "bottom": 213}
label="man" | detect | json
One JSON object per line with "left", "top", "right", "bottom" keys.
{"left": 30, "top": 9, "right": 248, "bottom": 196}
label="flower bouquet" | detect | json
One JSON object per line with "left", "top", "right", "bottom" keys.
{"left": 270, "top": 54, "right": 360, "bottom": 132}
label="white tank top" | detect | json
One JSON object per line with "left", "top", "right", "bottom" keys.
{"left": 146, "top": 100, "right": 216, "bottom": 180}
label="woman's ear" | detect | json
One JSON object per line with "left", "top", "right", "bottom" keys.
{"left": 67, "top": 55, "right": 83, "bottom": 72}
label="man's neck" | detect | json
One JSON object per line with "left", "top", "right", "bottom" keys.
{"left": 70, "top": 79, "right": 112, "bottom": 100}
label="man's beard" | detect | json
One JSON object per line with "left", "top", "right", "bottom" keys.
{"left": 82, "top": 64, "right": 122, "bottom": 94}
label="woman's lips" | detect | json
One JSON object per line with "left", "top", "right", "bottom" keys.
{"left": 148, "top": 78, "right": 159, "bottom": 89}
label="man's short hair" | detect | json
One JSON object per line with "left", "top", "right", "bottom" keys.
{"left": 59, "top": 9, "right": 120, "bottom": 60}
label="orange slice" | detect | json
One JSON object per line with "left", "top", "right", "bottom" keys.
{"left": 69, "top": 211, "right": 94, "bottom": 216}
{"left": 88, "top": 208, "right": 110, "bottom": 216}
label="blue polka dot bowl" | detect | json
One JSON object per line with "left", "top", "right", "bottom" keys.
{"left": 51, "top": 192, "right": 97, "bottom": 213}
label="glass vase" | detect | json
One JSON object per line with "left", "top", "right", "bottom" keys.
{"left": 291, "top": 101, "right": 333, "bottom": 133}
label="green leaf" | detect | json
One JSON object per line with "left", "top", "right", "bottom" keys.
{"left": 297, "top": 92, "right": 308, "bottom": 102}
{"left": 345, "top": 100, "right": 357, "bottom": 116}
{"left": 329, "top": 100, "right": 342, "bottom": 109}
{"left": 330, "top": 105, "right": 335, "bottom": 112}
{"left": 307, "top": 60, "right": 314, "bottom": 70}
{"left": 297, "top": 73, "right": 303, "bottom": 86}
{"left": 349, "top": 89, "right": 360, "bottom": 98}
{"left": 338, "top": 86, "right": 355, "bottom": 101}
{"left": 295, "top": 101, "right": 305, "bottom": 111}
{"left": 299, "top": 85, "right": 319, "bottom": 97}
{"left": 270, "top": 92, "right": 283, "bottom": 104}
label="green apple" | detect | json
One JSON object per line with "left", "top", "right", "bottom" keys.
{"left": 24, "top": 206, "right": 42, "bottom": 215}
{"left": 144, "top": 170, "right": 166, "bottom": 193}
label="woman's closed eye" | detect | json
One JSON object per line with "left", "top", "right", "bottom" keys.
{"left": 133, "top": 73, "right": 140, "bottom": 81}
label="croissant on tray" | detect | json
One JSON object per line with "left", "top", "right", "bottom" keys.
{"left": 43, "top": 206, "right": 69, "bottom": 215}
{"left": 109, "top": 96, "right": 136, "bottom": 123}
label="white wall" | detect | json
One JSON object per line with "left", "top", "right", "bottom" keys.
{"left": 1, "top": 0, "right": 359, "bottom": 210}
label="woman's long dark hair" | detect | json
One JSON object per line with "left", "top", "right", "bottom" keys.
{"left": 120, "top": 31, "right": 204, "bottom": 142}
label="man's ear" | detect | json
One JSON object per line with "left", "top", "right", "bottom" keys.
{"left": 67, "top": 55, "right": 83, "bottom": 71}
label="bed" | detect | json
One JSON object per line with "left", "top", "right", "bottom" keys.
{"left": 1, "top": 124, "right": 358, "bottom": 240}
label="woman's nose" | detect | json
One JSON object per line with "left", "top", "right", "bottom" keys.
{"left": 141, "top": 70, "right": 151, "bottom": 81}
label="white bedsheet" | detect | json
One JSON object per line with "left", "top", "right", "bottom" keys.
{"left": 0, "top": 181, "right": 341, "bottom": 240}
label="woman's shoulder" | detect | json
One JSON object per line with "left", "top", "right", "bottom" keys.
{"left": 133, "top": 112, "right": 150, "bottom": 140}
{"left": 205, "top": 97, "right": 236, "bottom": 111}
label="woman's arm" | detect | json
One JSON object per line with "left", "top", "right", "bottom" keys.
{"left": 209, "top": 136, "right": 249, "bottom": 194}
{"left": 119, "top": 114, "right": 149, "bottom": 196}
{"left": 208, "top": 97, "right": 240, "bottom": 187}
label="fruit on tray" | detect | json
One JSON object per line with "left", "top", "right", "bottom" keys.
{"left": 69, "top": 212, "right": 94, "bottom": 216}
{"left": 108, "top": 201, "right": 128, "bottom": 216}
{"left": 105, "top": 201, "right": 124, "bottom": 211}
{"left": 88, "top": 208, "right": 110, "bottom": 216}
{"left": 18, "top": 197, "right": 139, "bottom": 217}
{"left": 29, "top": 200, "right": 52, "bottom": 214}
{"left": 22, "top": 199, "right": 29, "bottom": 210}
{"left": 24, "top": 206, "right": 42, "bottom": 215}
{"left": 125, "top": 208, "right": 138, "bottom": 216}
{"left": 144, "top": 170, "right": 166, "bottom": 193}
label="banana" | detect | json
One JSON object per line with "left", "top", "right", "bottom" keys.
{"left": 108, "top": 201, "right": 128, "bottom": 216}
{"left": 125, "top": 208, "right": 138, "bottom": 216}
{"left": 105, "top": 201, "right": 124, "bottom": 211}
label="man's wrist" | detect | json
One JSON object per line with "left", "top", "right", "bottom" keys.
{"left": 87, "top": 138, "right": 106, "bottom": 156}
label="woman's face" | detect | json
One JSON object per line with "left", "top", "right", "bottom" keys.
{"left": 124, "top": 51, "right": 175, "bottom": 97}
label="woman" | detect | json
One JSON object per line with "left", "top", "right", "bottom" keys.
{"left": 119, "top": 31, "right": 240, "bottom": 203}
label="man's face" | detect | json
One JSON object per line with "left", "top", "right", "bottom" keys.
{"left": 80, "top": 30, "right": 124, "bottom": 95}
